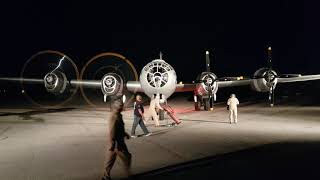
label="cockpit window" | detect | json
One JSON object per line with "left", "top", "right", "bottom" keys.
{"left": 144, "top": 61, "right": 173, "bottom": 88}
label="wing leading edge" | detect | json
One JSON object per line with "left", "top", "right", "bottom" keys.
{"left": 277, "top": 74, "right": 320, "bottom": 83}
{"left": 216, "top": 74, "right": 320, "bottom": 88}
{"left": 2, "top": 74, "right": 320, "bottom": 94}
{"left": 0, "top": 77, "right": 44, "bottom": 84}
{"left": 0, "top": 77, "right": 143, "bottom": 92}
{"left": 174, "top": 74, "right": 320, "bottom": 92}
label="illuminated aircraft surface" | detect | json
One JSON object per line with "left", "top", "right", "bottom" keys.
{"left": 1, "top": 47, "right": 320, "bottom": 111}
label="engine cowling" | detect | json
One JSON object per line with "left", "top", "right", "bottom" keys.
{"left": 251, "top": 68, "right": 278, "bottom": 92}
{"left": 101, "top": 73, "right": 124, "bottom": 96}
{"left": 195, "top": 72, "right": 218, "bottom": 97}
{"left": 44, "top": 71, "right": 68, "bottom": 94}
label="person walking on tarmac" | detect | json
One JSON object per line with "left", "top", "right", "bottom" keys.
{"left": 102, "top": 99, "right": 131, "bottom": 180}
{"left": 146, "top": 94, "right": 163, "bottom": 127}
{"left": 227, "top": 94, "right": 240, "bottom": 124}
{"left": 131, "top": 94, "right": 152, "bottom": 137}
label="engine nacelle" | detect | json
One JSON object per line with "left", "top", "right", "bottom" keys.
{"left": 44, "top": 71, "right": 67, "bottom": 94}
{"left": 101, "top": 73, "right": 124, "bottom": 96}
{"left": 195, "top": 72, "right": 218, "bottom": 97}
{"left": 251, "top": 68, "right": 278, "bottom": 92}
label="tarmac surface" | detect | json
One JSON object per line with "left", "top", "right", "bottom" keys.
{"left": 1, "top": 97, "right": 320, "bottom": 180}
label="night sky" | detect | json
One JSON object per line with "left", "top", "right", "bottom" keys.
{"left": 1, "top": 1, "right": 319, "bottom": 82}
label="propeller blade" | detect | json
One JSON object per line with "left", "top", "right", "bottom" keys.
{"left": 267, "top": 46, "right": 272, "bottom": 70}
{"left": 278, "top": 74, "right": 301, "bottom": 78}
{"left": 268, "top": 86, "right": 275, "bottom": 107}
{"left": 205, "top": 51, "right": 211, "bottom": 72}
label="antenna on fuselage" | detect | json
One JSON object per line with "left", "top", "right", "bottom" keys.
{"left": 159, "top": 51, "right": 163, "bottom": 60}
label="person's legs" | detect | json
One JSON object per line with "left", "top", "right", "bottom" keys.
{"left": 229, "top": 110, "right": 233, "bottom": 123}
{"left": 131, "top": 115, "right": 139, "bottom": 136}
{"left": 138, "top": 118, "right": 150, "bottom": 134}
{"left": 151, "top": 110, "right": 160, "bottom": 126}
{"left": 103, "top": 151, "right": 117, "bottom": 179}
{"left": 234, "top": 109, "right": 238, "bottom": 123}
{"left": 117, "top": 149, "right": 132, "bottom": 178}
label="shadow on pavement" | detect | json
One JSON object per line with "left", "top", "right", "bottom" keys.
{"left": 132, "top": 141, "right": 320, "bottom": 180}
{"left": 0, "top": 107, "right": 76, "bottom": 121}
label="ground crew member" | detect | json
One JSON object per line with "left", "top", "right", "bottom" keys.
{"left": 146, "top": 94, "right": 163, "bottom": 127}
{"left": 227, "top": 94, "right": 239, "bottom": 124}
{"left": 102, "top": 100, "right": 131, "bottom": 180}
{"left": 131, "top": 94, "right": 152, "bottom": 137}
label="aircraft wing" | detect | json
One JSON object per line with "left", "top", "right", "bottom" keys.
{"left": 126, "top": 81, "right": 144, "bottom": 92}
{"left": 0, "top": 77, "right": 142, "bottom": 91}
{"left": 0, "top": 77, "right": 101, "bottom": 88}
{"left": 0, "top": 77, "right": 44, "bottom": 84}
{"left": 277, "top": 74, "right": 320, "bottom": 83}
{"left": 217, "top": 79, "right": 252, "bottom": 88}
{"left": 175, "top": 83, "right": 196, "bottom": 92}
{"left": 3, "top": 74, "right": 320, "bottom": 95}
{"left": 217, "top": 74, "right": 320, "bottom": 88}
{"left": 174, "top": 74, "right": 320, "bottom": 92}
{"left": 69, "top": 80, "right": 100, "bottom": 88}
{"left": 71, "top": 80, "right": 143, "bottom": 92}
{"left": 174, "top": 79, "right": 252, "bottom": 92}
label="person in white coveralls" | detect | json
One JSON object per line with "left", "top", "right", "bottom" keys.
{"left": 227, "top": 94, "right": 239, "bottom": 124}
{"left": 146, "top": 94, "right": 163, "bottom": 127}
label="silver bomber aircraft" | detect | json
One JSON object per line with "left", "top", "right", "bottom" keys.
{"left": 1, "top": 47, "right": 320, "bottom": 111}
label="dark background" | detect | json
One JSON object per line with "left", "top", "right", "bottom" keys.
{"left": 1, "top": 1, "right": 320, "bottom": 79}
{"left": 1, "top": 0, "right": 320, "bottom": 107}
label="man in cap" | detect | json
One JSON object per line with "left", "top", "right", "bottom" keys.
{"left": 131, "top": 94, "right": 152, "bottom": 137}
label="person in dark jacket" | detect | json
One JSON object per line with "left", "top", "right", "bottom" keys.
{"left": 102, "top": 100, "right": 131, "bottom": 180}
{"left": 131, "top": 94, "right": 152, "bottom": 137}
